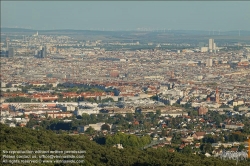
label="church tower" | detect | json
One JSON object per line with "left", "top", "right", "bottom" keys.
{"left": 215, "top": 87, "right": 219, "bottom": 103}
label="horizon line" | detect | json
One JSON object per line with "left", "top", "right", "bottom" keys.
{"left": 1, "top": 27, "right": 250, "bottom": 32}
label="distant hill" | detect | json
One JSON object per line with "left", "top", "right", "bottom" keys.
{"left": 1, "top": 27, "right": 36, "bottom": 33}
{"left": 2, "top": 27, "right": 250, "bottom": 36}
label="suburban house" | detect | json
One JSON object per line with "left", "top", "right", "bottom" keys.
{"left": 192, "top": 132, "right": 205, "bottom": 140}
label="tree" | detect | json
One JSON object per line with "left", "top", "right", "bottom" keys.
{"left": 90, "top": 114, "right": 97, "bottom": 122}
{"left": 140, "top": 135, "right": 151, "bottom": 146}
{"left": 86, "top": 97, "right": 96, "bottom": 103}
{"left": 115, "top": 133, "right": 124, "bottom": 143}
{"left": 218, "top": 145, "right": 225, "bottom": 150}
{"left": 188, "top": 110, "right": 198, "bottom": 116}
{"left": 161, "top": 130, "right": 168, "bottom": 137}
{"left": 101, "top": 97, "right": 114, "bottom": 103}
{"left": 214, "top": 116, "right": 222, "bottom": 126}
{"left": 82, "top": 113, "right": 90, "bottom": 120}
{"left": 128, "top": 135, "right": 139, "bottom": 147}
{"left": 5, "top": 96, "right": 32, "bottom": 102}
{"left": 1, "top": 123, "right": 250, "bottom": 166}
{"left": 97, "top": 114, "right": 104, "bottom": 121}
{"left": 202, "top": 134, "right": 216, "bottom": 143}
{"left": 181, "top": 146, "right": 192, "bottom": 154}
{"left": 200, "top": 143, "right": 213, "bottom": 154}
{"left": 238, "top": 144, "right": 245, "bottom": 152}
{"left": 101, "top": 124, "right": 110, "bottom": 131}
{"left": 57, "top": 93, "right": 64, "bottom": 102}
{"left": 125, "top": 113, "right": 134, "bottom": 122}
{"left": 45, "top": 112, "right": 48, "bottom": 119}
{"left": 156, "top": 110, "right": 161, "bottom": 116}
{"left": 105, "top": 135, "right": 116, "bottom": 146}
{"left": 85, "top": 126, "right": 95, "bottom": 135}
{"left": 148, "top": 112, "right": 155, "bottom": 119}
{"left": 233, "top": 106, "right": 240, "bottom": 112}
{"left": 150, "top": 95, "right": 158, "bottom": 101}
{"left": 219, "top": 104, "right": 230, "bottom": 108}
{"left": 184, "top": 103, "right": 192, "bottom": 109}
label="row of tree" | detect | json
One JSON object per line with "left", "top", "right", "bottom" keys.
{"left": 5, "top": 96, "right": 33, "bottom": 102}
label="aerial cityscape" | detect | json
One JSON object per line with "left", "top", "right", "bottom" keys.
{"left": 1, "top": 1, "right": 250, "bottom": 166}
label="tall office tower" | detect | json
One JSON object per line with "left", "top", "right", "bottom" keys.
{"left": 6, "top": 38, "right": 9, "bottom": 50}
{"left": 209, "top": 39, "right": 214, "bottom": 52}
{"left": 35, "top": 50, "right": 38, "bottom": 56}
{"left": 206, "top": 58, "right": 213, "bottom": 67}
{"left": 42, "top": 46, "right": 46, "bottom": 58}
{"left": 7, "top": 48, "right": 15, "bottom": 57}
{"left": 40, "top": 51, "right": 43, "bottom": 58}
{"left": 213, "top": 43, "right": 216, "bottom": 53}
{"left": 37, "top": 46, "right": 42, "bottom": 58}
{"left": 40, "top": 46, "right": 46, "bottom": 58}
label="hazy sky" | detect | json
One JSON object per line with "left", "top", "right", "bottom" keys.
{"left": 1, "top": 1, "right": 250, "bottom": 31}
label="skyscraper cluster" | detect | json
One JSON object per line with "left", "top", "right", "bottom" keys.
{"left": 4, "top": 37, "right": 15, "bottom": 58}
{"left": 200, "top": 39, "right": 217, "bottom": 53}
{"left": 35, "top": 46, "right": 47, "bottom": 58}
{"left": 208, "top": 39, "right": 216, "bottom": 53}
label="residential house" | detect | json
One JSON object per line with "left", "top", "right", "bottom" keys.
{"left": 192, "top": 132, "right": 205, "bottom": 140}
{"left": 212, "top": 149, "right": 222, "bottom": 156}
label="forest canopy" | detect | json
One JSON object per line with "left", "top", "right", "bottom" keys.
{"left": 1, "top": 124, "right": 249, "bottom": 166}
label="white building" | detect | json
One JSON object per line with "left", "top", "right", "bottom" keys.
{"left": 201, "top": 47, "right": 208, "bottom": 52}
{"left": 76, "top": 108, "right": 99, "bottom": 116}
{"left": 76, "top": 102, "right": 99, "bottom": 115}
{"left": 162, "top": 89, "right": 184, "bottom": 97}
{"left": 206, "top": 58, "right": 213, "bottom": 67}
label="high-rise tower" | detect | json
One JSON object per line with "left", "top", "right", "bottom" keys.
{"left": 7, "top": 48, "right": 15, "bottom": 57}
{"left": 209, "top": 39, "right": 214, "bottom": 52}
{"left": 6, "top": 37, "right": 9, "bottom": 50}
{"left": 41, "top": 46, "right": 46, "bottom": 58}
{"left": 208, "top": 39, "right": 217, "bottom": 53}
{"left": 37, "top": 46, "right": 47, "bottom": 58}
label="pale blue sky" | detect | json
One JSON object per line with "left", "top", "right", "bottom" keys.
{"left": 1, "top": 1, "right": 250, "bottom": 31}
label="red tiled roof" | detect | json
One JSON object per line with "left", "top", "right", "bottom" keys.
{"left": 194, "top": 132, "right": 205, "bottom": 137}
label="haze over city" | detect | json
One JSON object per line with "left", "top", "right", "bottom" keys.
{"left": 1, "top": 1, "right": 250, "bottom": 31}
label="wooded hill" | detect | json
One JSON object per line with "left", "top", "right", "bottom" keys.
{"left": 1, "top": 124, "right": 249, "bottom": 166}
